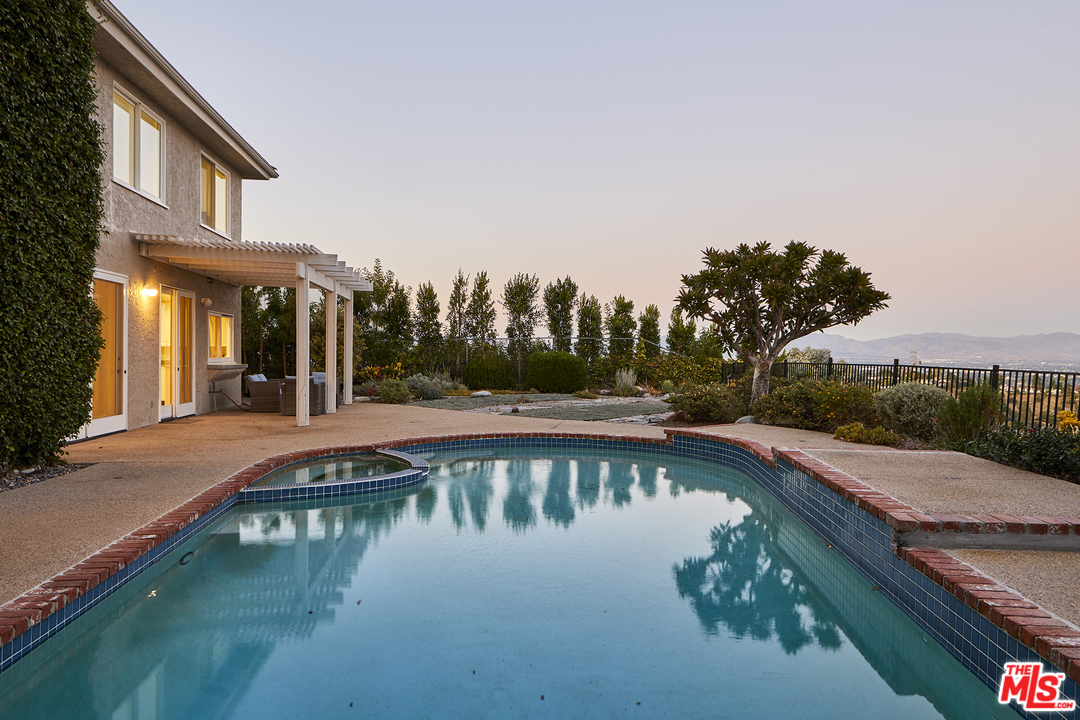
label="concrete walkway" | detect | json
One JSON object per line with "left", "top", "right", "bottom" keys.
{"left": 2, "top": 405, "right": 1078, "bottom": 628}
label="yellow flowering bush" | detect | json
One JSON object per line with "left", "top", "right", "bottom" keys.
{"left": 1059, "top": 410, "right": 1080, "bottom": 434}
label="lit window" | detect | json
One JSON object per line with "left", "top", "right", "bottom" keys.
{"left": 200, "top": 157, "right": 229, "bottom": 234}
{"left": 209, "top": 313, "right": 233, "bottom": 362}
{"left": 112, "top": 88, "right": 164, "bottom": 199}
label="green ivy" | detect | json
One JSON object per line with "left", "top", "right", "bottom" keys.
{"left": 0, "top": 0, "right": 104, "bottom": 474}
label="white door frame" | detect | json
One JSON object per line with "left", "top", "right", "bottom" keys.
{"left": 82, "top": 269, "right": 129, "bottom": 439}
{"left": 159, "top": 286, "right": 196, "bottom": 420}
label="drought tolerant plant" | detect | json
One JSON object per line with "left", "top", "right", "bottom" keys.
{"left": 677, "top": 241, "right": 889, "bottom": 404}
{"left": 660, "top": 379, "right": 676, "bottom": 394}
{"left": 936, "top": 383, "right": 1003, "bottom": 444}
{"left": 834, "top": 422, "right": 902, "bottom": 447}
{"left": 526, "top": 352, "right": 588, "bottom": 393}
{"left": 405, "top": 374, "right": 446, "bottom": 400}
{"left": 613, "top": 368, "right": 639, "bottom": 397}
{"left": 1, "top": 0, "right": 104, "bottom": 475}
{"left": 874, "top": 382, "right": 949, "bottom": 442}
{"left": 668, "top": 384, "right": 743, "bottom": 423}
{"left": 378, "top": 379, "right": 412, "bottom": 404}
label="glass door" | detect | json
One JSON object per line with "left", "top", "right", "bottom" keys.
{"left": 160, "top": 287, "right": 195, "bottom": 420}
{"left": 85, "top": 272, "right": 127, "bottom": 437}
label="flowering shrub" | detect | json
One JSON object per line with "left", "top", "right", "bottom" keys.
{"left": 961, "top": 427, "right": 1080, "bottom": 483}
{"left": 1058, "top": 410, "right": 1080, "bottom": 434}
{"left": 377, "top": 378, "right": 412, "bottom": 404}
{"left": 752, "top": 379, "right": 875, "bottom": 432}
{"left": 667, "top": 384, "right": 743, "bottom": 423}
{"left": 357, "top": 362, "right": 405, "bottom": 383}
{"left": 834, "top": 422, "right": 902, "bottom": 447}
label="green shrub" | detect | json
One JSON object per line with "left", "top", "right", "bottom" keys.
{"left": 463, "top": 354, "right": 515, "bottom": 390}
{"left": 573, "top": 390, "right": 598, "bottom": 399}
{"left": 959, "top": 427, "right": 1080, "bottom": 483}
{"left": 614, "top": 368, "right": 638, "bottom": 397}
{"left": 1, "top": 0, "right": 105, "bottom": 475}
{"left": 669, "top": 384, "right": 743, "bottom": 423}
{"left": 526, "top": 351, "right": 588, "bottom": 393}
{"left": 659, "top": 379, "right": 675, "bottom": 394}
{"left": 405, "top": 374, "right": 445, "bottom": 400}
{"left": 936, "top": 384, "right": 1003, "bottom": 444}
{"left": 378, "top": 379, "right": 412, "bottom": 404}
{"left": 753, "top": 379, "right": 876, "bottom": 432}
{"left": 874, "top": 382, "right": 949, "bottom": 441}
{"left": 834, "top": 422, "right": 902, "bottom": 447}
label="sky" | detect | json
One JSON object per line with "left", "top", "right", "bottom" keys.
{"left": 114, "top": 0, "right": 1078, "bottom": 342}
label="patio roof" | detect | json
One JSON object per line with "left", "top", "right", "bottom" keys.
{"left": 135, "top": 234, "right": 373, "bottom": 297}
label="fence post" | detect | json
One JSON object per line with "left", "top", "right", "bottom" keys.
{"left": 826, "top": 357, "right": 833, "bottom": 380}
{"left": 892, "top": 359, "right": 900, "bottom": 386}
{"left": 784, "top": 360, "right": 789, "bottom": 379}
{"left": 990, "top": 364, "right": 999, "bottom": 390}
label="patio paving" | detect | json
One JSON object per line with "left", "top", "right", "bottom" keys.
{"left": 1, "top": 405, "right": 1078, "bottom": 630}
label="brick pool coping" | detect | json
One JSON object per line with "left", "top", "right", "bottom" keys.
{"left": 2, "top": 428, "right": 1079, "bottom": 684}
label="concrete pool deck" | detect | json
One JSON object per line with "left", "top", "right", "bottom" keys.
{"left": 2, "top": 402, "right": 1079, "bottom": 635}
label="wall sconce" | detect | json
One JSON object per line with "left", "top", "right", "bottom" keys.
{"left": 201, "top": 297, "right": 213, "bottom": 307}
{"left": 143, "top": 287, "right": 158, "bottom": 298}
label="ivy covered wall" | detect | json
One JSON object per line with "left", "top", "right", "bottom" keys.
{"left": 0, "top": 0, "right": 105, "bottom": 473}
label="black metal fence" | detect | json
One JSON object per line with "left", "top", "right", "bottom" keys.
{"left": 753, "top": 359, "right": 1079, "bottom": 430}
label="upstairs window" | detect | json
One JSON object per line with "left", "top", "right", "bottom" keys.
{"left": 113, "top": 88, "right": 163, "bottom": 199}
{"left": 200, "top": 157, "right": 229, "bottom": 234}
{"left": 208, "top": 312, "right": 233, "bottom": 362}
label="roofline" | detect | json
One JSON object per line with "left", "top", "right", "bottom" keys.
{"left": 89, "top": 0, "right": 278, "bottom": 181}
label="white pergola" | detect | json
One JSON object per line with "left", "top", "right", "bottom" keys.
{"left": 136, "top": 234, "right": 372, "bottom": 426}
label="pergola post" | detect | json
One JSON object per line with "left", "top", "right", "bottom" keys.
{"left": 325, "top": 287, "right": 337, "bottom": 414}
{"left": 343, "top": 292, "right": 354, "bottom": 405}
{"left": 295, "top": 265, "right": 310, "bottom": 427}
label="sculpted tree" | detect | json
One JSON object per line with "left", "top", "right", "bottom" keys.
{"left": 677, "top": 242, "right": 889, "bottom": 404}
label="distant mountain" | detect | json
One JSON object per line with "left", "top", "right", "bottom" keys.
{"left": 795, "top": 332, "right": 1080, "bottom": 371}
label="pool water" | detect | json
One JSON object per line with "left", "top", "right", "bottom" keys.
{"left": 0, "top": 449, "right": 1015, "bottom": 719}
{"left": 251, "top": 452, "right": 412, "bottom": 487}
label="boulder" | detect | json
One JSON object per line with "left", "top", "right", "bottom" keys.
{"left": 471, "top": 390, "right": 492, "bottom": 397}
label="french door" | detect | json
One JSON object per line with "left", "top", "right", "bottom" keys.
{"left": 84, "top": 271, "right": 128, "bottom": 438}
{"left": 159, "top": 287, "right": 195, "bottom": 420}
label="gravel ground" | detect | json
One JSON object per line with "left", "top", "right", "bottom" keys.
{"left": 414, "top": 393, "right": 575, "bottom": 411}
{"left": 502, "top": 400, "right": 673, "bottom": 421}
{"left": 1, "top": 464, "right": 92, "bottom": 493}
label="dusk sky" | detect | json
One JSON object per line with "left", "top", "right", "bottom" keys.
{"left": 115, "top": 0, "right": 1078, "bottom": 343}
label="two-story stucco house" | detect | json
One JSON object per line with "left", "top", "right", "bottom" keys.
{"left": 80, "top": 1, "right": 368, "bottom": 439}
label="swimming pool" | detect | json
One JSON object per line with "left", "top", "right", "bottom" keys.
{"left": 0, "top": 447, "right": 1014, "bottom": 719}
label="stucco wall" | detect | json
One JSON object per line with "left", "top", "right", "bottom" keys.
{"left": 92, "top": 57, "right": 246, "bottom": 432}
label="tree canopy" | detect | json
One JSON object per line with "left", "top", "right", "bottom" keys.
{"left": 677, "top": 241, "right": 889, "bottom": 403}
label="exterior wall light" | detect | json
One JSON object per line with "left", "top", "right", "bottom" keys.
{"left": 143, "top": 287, "right": 158, "bottom": 298}
{"left": 201, "top": 297, "right": 213, "bottom": 307}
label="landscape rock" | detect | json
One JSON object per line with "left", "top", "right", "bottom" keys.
{"left": 735, "top": 415, "right": 757, "bottom": 424}
{"left": 471, "top": 390, "right": 492, "bottom": 397}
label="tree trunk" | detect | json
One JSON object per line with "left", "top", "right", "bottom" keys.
{"left": 750, "top": 359, "right": 773, "bottom": 407}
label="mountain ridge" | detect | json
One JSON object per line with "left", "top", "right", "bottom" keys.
{"left": 796, "top": 331, "right": 1080, "bottom": 369}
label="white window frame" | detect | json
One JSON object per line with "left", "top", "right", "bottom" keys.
{"left": 200, "top": 155, "right": 231, "bottom": 237}
{"left": 208, "top": 311, "right": 235, "bottom": 364}
{"left": 112, "top": 84, "right": 166, "bottom": 204}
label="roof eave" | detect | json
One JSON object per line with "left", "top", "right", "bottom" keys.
{"left": 89, "top": 0, "right": 278, "bottom": 181}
